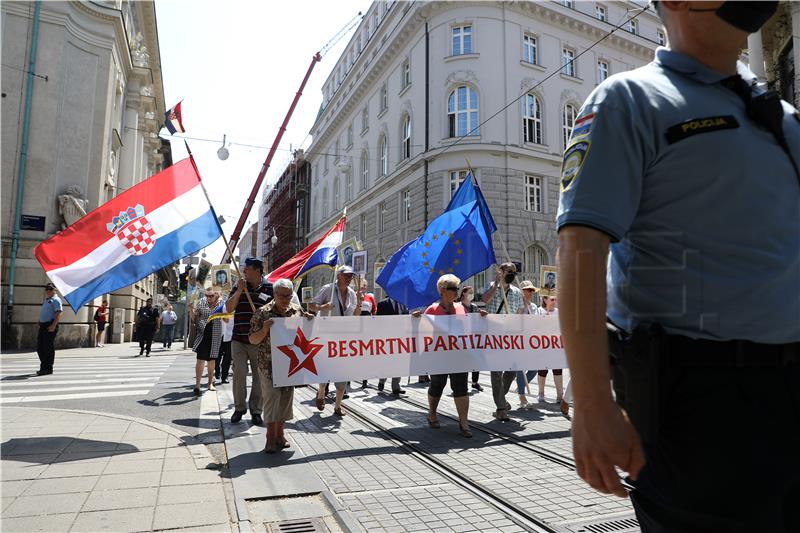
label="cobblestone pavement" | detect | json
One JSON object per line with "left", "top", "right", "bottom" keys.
{"left": 285, "top": 376, "right": 636, "bottom": 532}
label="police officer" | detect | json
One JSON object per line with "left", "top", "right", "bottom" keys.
{"left": 37, "top": 283, "right": 63, "bottom": 376}
{"left": 136, "top": 298, "right": 160, "bottom": 357}
{"left": 557, "top": 2, "right": 799, "bottom": 532}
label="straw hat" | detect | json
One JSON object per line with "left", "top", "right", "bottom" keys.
{"left": 519, "top": 280, "right": 539, "bottom": 291}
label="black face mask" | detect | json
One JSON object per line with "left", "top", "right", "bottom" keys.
{"left": 689, "top": 1, "right": 778, "bottom": 33}
{"left": 504, "top": 273, "right": 516, "bottom": 284}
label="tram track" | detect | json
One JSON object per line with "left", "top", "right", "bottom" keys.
{"left": 305, "top": 385, "right": 559, "bottom": 533}
{"left": 366, "top": 383, "right": 635, "bottom": 492}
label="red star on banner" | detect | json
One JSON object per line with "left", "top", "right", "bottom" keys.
{"left": 277, "top": 327, "right": 323, "bottom": 378}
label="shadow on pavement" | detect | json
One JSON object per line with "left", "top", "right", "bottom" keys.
{"left": 1, "top": 374, "right": 36, "bottom": 381}
{"left": 1, "top": 437, "right": 139, "bottom": 462}
{"left": 137, "top": 386, "right": 197, "bottom": 407}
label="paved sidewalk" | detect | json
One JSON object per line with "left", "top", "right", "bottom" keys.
{"left": 1, "top": 407, "right": 235, "bottom": 532}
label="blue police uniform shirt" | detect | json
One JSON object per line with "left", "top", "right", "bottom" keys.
{"left": 557, "top": 48, "right": 800, "bottom": 344}
{"left": 39, "top": 294, "right": 63, "bottom": 323}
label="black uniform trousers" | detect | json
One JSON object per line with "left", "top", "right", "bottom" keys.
{"left": 37, "top": 322, "right": 57, "bottom": 373}
{"left": 215, "top": 340, "right": 232, "bottom": 381}
{"left": 138, "top": 326, "right": 155, "bottom": 355}
{"left": 629, "top": 358, "right": 800, "bottom": 533}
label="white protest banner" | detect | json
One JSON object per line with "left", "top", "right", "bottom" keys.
{"left": 270, "top": 314, "right": 566, "bottom": 386}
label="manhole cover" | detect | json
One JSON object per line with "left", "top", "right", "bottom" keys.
{"left": 267, "top": 517, "right": 327, "bottom": 533}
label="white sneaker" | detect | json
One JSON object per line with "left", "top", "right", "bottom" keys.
{"left": 537, "top": 393, "right": 546, "bottom": 403}
{"left": 519, "top": 398, "right": 529, "bottom": 409}
{"left": 96, "top": 344, "right": 104, "bottom": 348}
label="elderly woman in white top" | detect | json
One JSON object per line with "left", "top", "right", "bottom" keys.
{"left": 515, "top": 280, "right": 540, "bottom": 409}
{"left": 535, "top": 295, "right": 563, "bottom": 403}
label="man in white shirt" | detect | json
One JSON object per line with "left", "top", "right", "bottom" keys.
{"left": 308, "top": 265, "right": 364, "bottom": 416}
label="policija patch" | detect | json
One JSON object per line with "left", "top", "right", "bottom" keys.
{"left": 561, "top": 140, "right": 590, "bottom": 192}
{"left": 665, "top": 115, "right": 739, "bottom": 144}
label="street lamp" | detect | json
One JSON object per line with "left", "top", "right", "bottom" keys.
{"left": 217, "top": 134, "right": 229, "bottom": 161}
{"left": 270, "top": 227, "right": 278, "bottom": 246}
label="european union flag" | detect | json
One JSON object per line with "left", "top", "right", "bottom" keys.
{"left": 377, "top": 174, "right": 496, "bottom": 308}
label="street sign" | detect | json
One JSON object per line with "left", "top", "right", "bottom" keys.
{"left": 21, "top": 215, "right": 46, "bottom": 231}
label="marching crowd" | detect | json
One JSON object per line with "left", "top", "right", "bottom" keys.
{"left": 181, "top": 257, "right": 565, "bottom": 453}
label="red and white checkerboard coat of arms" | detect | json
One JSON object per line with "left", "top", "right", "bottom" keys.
{"left": 107, "top": 204, "right": 157, "bottom": 256}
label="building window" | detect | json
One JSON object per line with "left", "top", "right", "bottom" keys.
{"left": 561, "top": 48, "right": 576, "bottom": 77}
{"left": 401, "top": 115, "right": 411, "bottom": 160}
{"left": 357, "top": 33, "right": 362, "bottom": 53}
{"left": 401, "top": 189, "right": 411, "bottom": 223}
{"left": 402, "top": 59, "right": 411, "bottom": 88}
{"left": 378, "top": 201, "right": 387, "bottom": 233}
{"left": 448, "top": 85, "right": 479, "bottom": 137}
{"left": 322, "top": 184, "right": 329, "bottom": 216}
{"left": 346, "top": 125, "right": 353, "bottom": 147}
{"left": 345, "top": 172, "right": 352, "bottom": 202}
{"left": 561, "top": 0, "right": 573, "bottom": 7}
{"left": 657, "top": 30, "right": 666, "bottom": 46}
{"left": 596, "top": 5, "right": 606, "bottom": 21}
{"left": 333, "top": 176, "right": 340, "bottom": 210}
{"left": 379, "top": 135, "right": 388, "bottom": 177}
{"left": 452, "top": 25, "right": 473, "bottom": 55}
{"left": 361, "top": 107, "right": 369, "bottom": 133}
{"left": 523, "top": 244, "right": 548, "bottom": 279}
{"left": 626, "top": 19, "right": 638, "bottom": 35}
{"left": 563, "top": 103, "right": 577, "bottom": 148}
{"left": 523, "top": 93, "right": 542, "bottom": 144}
{"left": 597, "top": 60, "right": 609, "bottom": 83}
{"left": 360, "top": 151, "right": 369, "bottom": 190}
{"left": 360, "top": 213, "right": 368, "bottom": 241}
{"left": 523, "top": 34, "right": 537, "bottom": 65}
{"left": 525, "top": 175, "right": 543, "bottom": 213}
{"left": 380, "top": 82, "right": 388, "bottom": 113}
{"left": 449, "top": 169, "right": 469, "bottom": 199}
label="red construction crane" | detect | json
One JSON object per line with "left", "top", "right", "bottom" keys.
{"left": 222, "top": 12, "right": 363, "bottom": 264}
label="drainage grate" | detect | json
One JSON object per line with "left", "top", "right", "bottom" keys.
{"left": 267, "top": 518, "right": 326, "bottom": 533}
{"left": 561, "top": 516, "right": 640, "bottom": 533}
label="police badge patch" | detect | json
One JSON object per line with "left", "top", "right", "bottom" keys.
{"left": 561, "top": 140, "right": 590, "bottom": 192}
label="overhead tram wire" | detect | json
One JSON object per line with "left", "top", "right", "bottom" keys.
{"left": 435, "top": 4, "right": 651, "bottom": 160}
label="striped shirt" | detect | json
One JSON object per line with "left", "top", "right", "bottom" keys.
{"left": 231, "top": 281, "right": 273, "bottom": 342}
{"left": 485, "top": 282, "right": 523, "bottom": 314}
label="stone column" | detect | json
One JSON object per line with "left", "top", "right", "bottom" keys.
{"left": 747, "top": 30, "right": 766, "bottom": 83}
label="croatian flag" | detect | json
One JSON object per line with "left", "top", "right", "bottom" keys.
{"left": 34, "top": 158, "right": 222, "bottom": 310}
{"left": 267, "top": 216, "right": 345, "bottom": 283}
{"left": 164, "top": 101, "right": 185, "bottom": 134}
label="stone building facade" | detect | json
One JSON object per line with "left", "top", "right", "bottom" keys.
{"left": 304, "top": 0, "right": 660, "bottom": 299}
{"left": 1, "top": 0, "right": 169, "bottom": 349}
{"left": 751, "top": 2, "right": 799, "bottom": 107}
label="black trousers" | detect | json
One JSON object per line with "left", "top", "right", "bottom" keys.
{"left": 215, "top": 341, "right": 232, "bottom": 380}
{"left": 138, "top": 327, "right": 155, "bottom": 354}
{"left": 37, "top": 323, "right": 57, "bottom": 373}
{"left": 628, "top": 364, "right": 800, "bottom": 533}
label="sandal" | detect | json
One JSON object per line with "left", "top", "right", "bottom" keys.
{"left": 494, "top": 409, "right": 510, "bottom": 421}
{"left": 427, "top": 415, "right": 441, "bottom": 429}
{"left": 277, "top": 438, "right": 291, "bottom": 449}
{"left": 263, "top": 444, "right": 277, "bottom": 454}
{"left": 207, "top": 384, "right": 216, "bottom": 391}
{"left": 315, "top": 397, "right": 325, "bottom": 411}
{"left": 459, "top": 425, "right": 473, "bottom": 438}
{"left": 193, "top": 387, "right": 201, "bottom": 396}
{"left": 334, "top": 407, "right": 346, "bottom": 417}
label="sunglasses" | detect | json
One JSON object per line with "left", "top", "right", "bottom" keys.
{"left": 444, "top": 286, "right": 459, "bottom": 292}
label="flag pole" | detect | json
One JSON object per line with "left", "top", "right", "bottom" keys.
{"left": 465, "top": 158, "right": 514, "bottom": 315}
{"left": 184, "top": 142, "right": 257, "bottom": 313}
{"left": 327, "top": 207, "right": 347, "bottom": 312}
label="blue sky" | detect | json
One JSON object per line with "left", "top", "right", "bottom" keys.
{"left": 155, "top": 0, "right": 372, "bottom": 262}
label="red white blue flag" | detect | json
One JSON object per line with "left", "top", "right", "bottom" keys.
{"left": 34, "top": 158, "right": 222, "bottom": 310}
{"left": 267, "top": 216, "right": 345, "bottom": 282}
{"left": 165, "top": 101, "right": 185, "bottom": 134}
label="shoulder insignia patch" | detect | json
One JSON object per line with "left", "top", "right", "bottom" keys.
{"left": 570, "top": 112, "right": 595, "bottom": 140}
{"left": 561, "top": 140, "right": 591, "bottom": 192}
{"left": 665, "top": 115, "right": 739, "bottom": 144}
